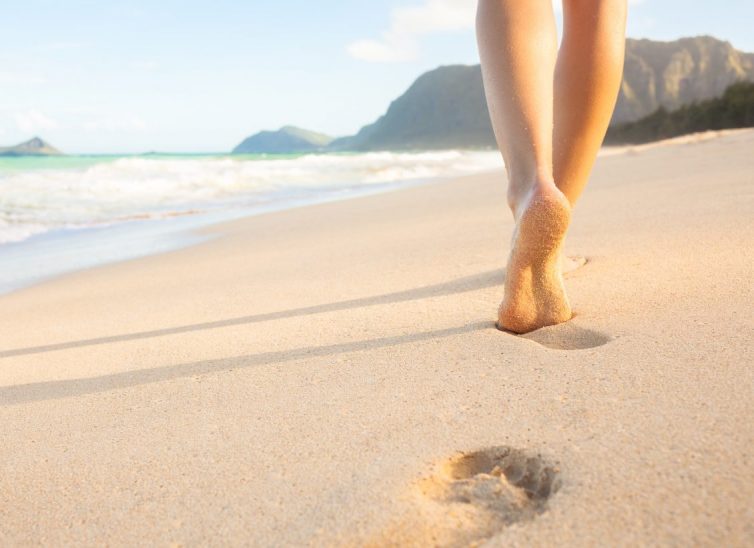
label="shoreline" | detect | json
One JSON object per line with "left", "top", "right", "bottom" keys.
{"left": 0, "top": 176, "right": 432, "bottom": 296}
{"left": 4, "top": 128, "right": 747, "bottom": 298}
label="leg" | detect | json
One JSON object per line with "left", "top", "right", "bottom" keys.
{"left": 477, "top": 0, "right": 572, "bottom": 333}
{"left": 476, "top": 0, "right": 558, "bottom": 211}
{"left": 554, "top": 0, "right": 627, "bottom": 204}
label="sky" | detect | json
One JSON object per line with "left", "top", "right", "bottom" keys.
{"left": 1, "top": 0, "right": 752, "bottom": 154}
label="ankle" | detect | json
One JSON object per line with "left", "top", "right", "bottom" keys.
{"left": 507, "top": 177, "right": 557, "bottom": 217}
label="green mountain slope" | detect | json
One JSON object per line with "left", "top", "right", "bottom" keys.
{"left": 606, "top": 81, "right": 754, "bottom": 144}
{"left": 330, "top": 65, "right": 495, "bottom": 151}
{"left": 232, "top": 126, "right": 333, "bottom": 154}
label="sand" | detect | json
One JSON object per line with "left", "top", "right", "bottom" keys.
{"left": 1, "top": 130, "right": 753, "bottom": 546}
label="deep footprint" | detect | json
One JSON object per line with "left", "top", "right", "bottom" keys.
{"left": 375, "top": 447, "right": 561, "bottom": 547}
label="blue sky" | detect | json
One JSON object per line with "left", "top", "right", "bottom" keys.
{"left": 0, "top": 0, "right": 752, "bottom": 153}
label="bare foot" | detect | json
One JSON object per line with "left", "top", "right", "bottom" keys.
{"left": 498, "top": 182, "right": 573, "bottom": 334}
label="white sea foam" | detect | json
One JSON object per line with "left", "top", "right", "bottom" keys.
{"left": 0, "top": 150, "right": 501, "bottom": 245}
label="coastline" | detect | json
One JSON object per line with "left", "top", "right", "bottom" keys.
{"left": 0, "top": 176, "right": 432, "bottom": 296}
{"left": 1, "top": 129, "right": 753, "bottom": 545}
{"left": 4, "top": 128, "right": 748, "bottom": 297}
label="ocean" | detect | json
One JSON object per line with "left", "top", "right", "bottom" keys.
{"left": 0, "top": 150, "right": 501, "bottom": 293}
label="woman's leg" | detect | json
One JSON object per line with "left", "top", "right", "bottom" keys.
{"left": 477, "top": 0, "right": 573, "bottom": 333}
{"left": 554, "top": 0, "right": 627, "bottom": 205}
{"left": 476, "top": 0, "right": 558, "bottom": 211}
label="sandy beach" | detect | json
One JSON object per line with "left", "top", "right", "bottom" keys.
{"left": 1, "top": 130, "right": 753, "bottom": 545}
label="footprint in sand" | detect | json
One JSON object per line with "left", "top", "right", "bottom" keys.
{"left": 377, "top": 447, "right": 561, "bottom": 547}
{"left": 519, "top": 256, "right": 613, "bottom": 350}
{"left": 522, "top": 321, "right": 612, "bottom": 350}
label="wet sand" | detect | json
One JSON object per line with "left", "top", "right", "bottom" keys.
{"left": 1, "top": 130, "right": 753, "bottom": 546}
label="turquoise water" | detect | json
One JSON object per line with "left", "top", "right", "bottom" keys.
{"left": 0, "top": 149, "right": 501, "bottom": 294}
{"left": 0, "top": 150, "right": 350, "bottom": 178}
{"left": 0, "top": 152, "right": 280, "bottom": 172}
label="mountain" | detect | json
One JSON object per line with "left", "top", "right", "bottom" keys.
{"left": 231, "top": 36, "right": 753, "bottom": 153}
{"left": 334, "top": 36, "right": 754, "bottom": 151}
{"left": 606, "top": 81, "right": 754, "bottom": 144}
{"left": 0, "top": 137, "right": 62, "bottom": 156}
{"left": 232, "top": 126, "right": 333, "bottom": 154}
{"left": 330, "top": 65, "right": 495, "bottom": 151}
{"left": 614, "top": 36, "right": 754, "bottom": 124}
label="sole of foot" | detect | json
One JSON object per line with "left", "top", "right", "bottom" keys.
{"left": 498, "top": 183, "right": 573, "bottom": 334}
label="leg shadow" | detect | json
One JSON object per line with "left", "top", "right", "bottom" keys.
{"left": 1, "top": 270, "right": 503, "bottom": 359}
{"left": 0, "top": 321, "right": 491, "bottom": 406}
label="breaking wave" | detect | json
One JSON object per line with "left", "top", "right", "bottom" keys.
{"left": 0, "top": 150, "right": 500, "bottom": 244}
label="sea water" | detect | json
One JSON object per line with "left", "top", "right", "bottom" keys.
{"left": 0, "top": 150, "right": 501, "bottom": 294}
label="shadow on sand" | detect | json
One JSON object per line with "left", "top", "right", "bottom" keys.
{"left": 0, "top": 269, "right": 503, "bottom": 359}
{"left": 1, "top": 321, "right": 492, "bottom": 406}
{"left": 0, "top": 267, "right": 612, "bottom": 405}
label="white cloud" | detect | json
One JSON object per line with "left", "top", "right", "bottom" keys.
{"left": 347, "top": 0, "right": 475, "bottom": 63}
{"left": 347, "top": 38, "right": 418, "bottom": 63}
{"left": 15, "top": 109, "right": 59, "bottom": 134}
{"left": 84, "top": 115, "right": 147, "bottom": 132}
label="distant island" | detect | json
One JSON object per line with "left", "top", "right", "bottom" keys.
{"left": 0, "top": 137, "right": 62, "bottom": 157}
{"left": 233, "top": 126, "right": 333, "bottom": 154}
{"left": 233, "top": 36, "right": 754, "bottom": 153}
